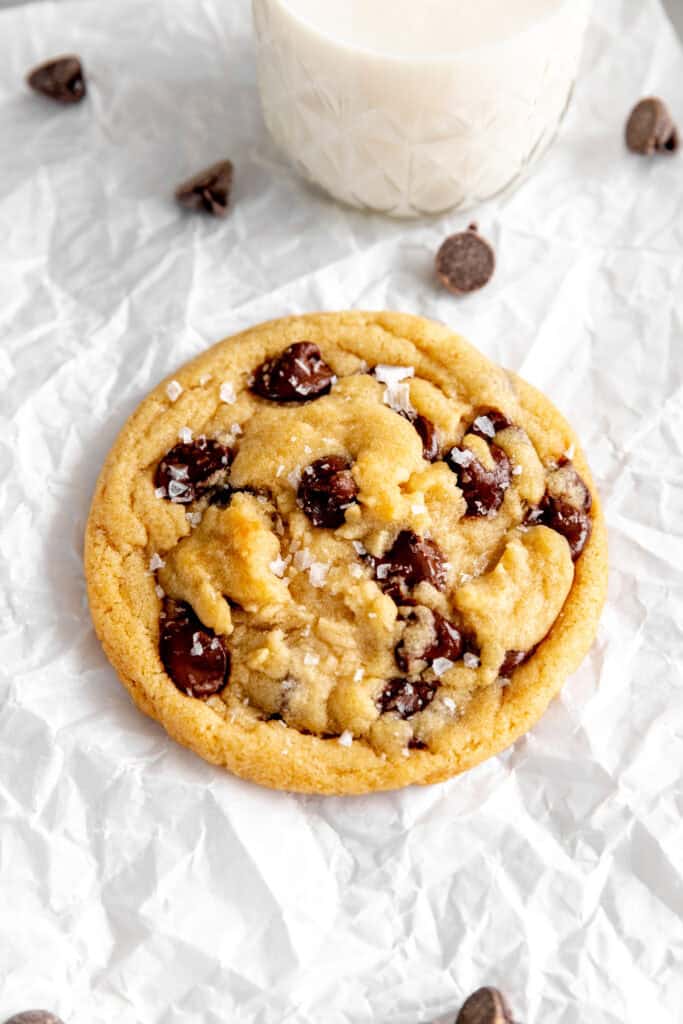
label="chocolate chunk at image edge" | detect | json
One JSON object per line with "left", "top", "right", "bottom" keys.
{"left": 455, "top": 986, "right": 515, "bottom": 1024}
{"left": 297, "top": 455, "right": 358, "bottom": 528}
{"left": 159, "top": 598, "right": 230, "bottom": 699}
{"left": 625, "top": 96, "right": 678, "bottom": 154}
{"left": 175, "top": 160, "right": 234, "bottom": 216}
{"left": 250, "top": 341, "right": 336, "bottom": 402}
{"left": 27, "top": 55, "right": 86, "bottom": 104}
{"left": 435, "top": 223, "right": 495, "bottom": 295}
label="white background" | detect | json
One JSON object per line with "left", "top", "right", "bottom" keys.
{"left": 1, "top": 2, "right": 682, "bottom": 1022}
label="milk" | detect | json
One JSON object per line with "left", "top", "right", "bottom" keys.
{"left": 253, "top": 0, "right": 590, "bottom": 216}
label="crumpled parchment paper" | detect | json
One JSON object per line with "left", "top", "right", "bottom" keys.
{"left": 1, "top": 1, "right": 682, "bottom": 1022}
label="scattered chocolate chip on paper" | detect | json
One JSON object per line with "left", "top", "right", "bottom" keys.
{"left": 455, "top": 986, "right": 515, "bottom": 1024}
{"left": 625, "top": 96, "right": 678, "bottom": 154}
{"left": 175, "top": 159, "right": 234, "bottom": 216}
{"left": 435, "top": 223, "right": 495, "bottom": 295}
{"left": 26, "top": 55, "right": 86, "bottom": 104}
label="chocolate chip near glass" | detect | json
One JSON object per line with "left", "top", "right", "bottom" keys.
{"left": 625, "top": 97, "right": 678, "bottom": 154}
{"left": 468, "top": 409, "right": 512, "bottom": 441}
{"left": 374, "top": 530, "right": 447, "bottom": 602}
{"left": 377, "top": 677, "right": 437, "bottom": 718}
{"left": 455, "top": 987, "right": 515, "bottom": 1024}
{"left": 27, "top": 55, "right": 86, "bottom": 104}
{"left": 435, "top": 224, "right": 495, "bottom": 295}
{"left": 159, "top": 599, "right": 230, "bottom": 698}
{"left": 395, "top": 606, "right": 463, "bottom": 674}
{"left": 446, "top": 444, "right": 511, "bottom": 517}
{"left": 154, "top": 437, "right": 232, "bottom": 504}
{"left": 175, "top": 160, "right": 234, "bottom": 216}
{"left": 297, "top": 455, "right": 358, "bottom": 528}
{"left": 3, "top": 1014, "right": 65, "bottom": 1024}
{"left": 251, "top": 342, "right": 335, "bottom": 402}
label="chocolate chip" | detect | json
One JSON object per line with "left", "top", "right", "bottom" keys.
{"left": 436, "top": 224, "right": 495, "bottom": 295}
{"left": 400, "top": 410, "right": 440, "bottom": 461}
{"left": 374, "top": 530, "right": 447, "bottom": 602}
{"left": 456, "top": 987, "right": 515, "bottom": 1024}
{"left": 160, "top": 599, "right": 229, "bottom": 699}
{"left": 395, "top": 607, "right": 463, "bottom": 674}
{"left": 154, "top": 438, "right": 232, "bottom": 504}
{"left": 625, "top": 97, "right": 678, "bottom": 155}
{"left": 468, "top": 409, "right": 512, "bottom": 441}
{"left": 297, "top": 455, "right": 358, "bottom": 528}
{"left": 377, "top": 677, "right": 436, "bottom": 718}
{"left": 27, "top": 55, "right": 86, "bottom": 104}
{"left": 175, "top": 160, "right": 234, "bottom": 216}
{"left": 3, "top": 1014, "right": 65, "bottom": 1024}
{"left": 499, "top": 649, "right": 531, "bottom": 679}
{"left": 533, "top": 464, "right": 592, "bottom": 560}
{"left": 207, "top": 484, "right": 233, "bottom": 508}
{"left": 537, "top": 496, "right": 591, "bottom": 561}
{"left": 446, "top": 444, "right": 511, "bottom": 517}
{"left": 251, "top": 342, "right": 335, "bottom": 403}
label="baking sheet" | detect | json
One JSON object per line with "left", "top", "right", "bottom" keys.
{"left": 1, "top": 1, "right": 682, "bottom": 1022}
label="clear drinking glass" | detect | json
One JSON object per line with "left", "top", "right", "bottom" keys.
{"left": 253, "top": 0, "right": 591, "bottom": 218}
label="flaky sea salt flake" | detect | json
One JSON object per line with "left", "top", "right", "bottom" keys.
{"left": 338, "top": 731, "right": 353, "bottom": 748}
{"left": 463, "top": 652, "right": 480, "bottom": 669}
{"left": 166, "top": 380, "right": 183, "bottom": 402}
{"left": 220, "top": 381, "right": 237, "bottom": 404}
{"left": 148, "top": 552, "right": 165, "bottom": 572}
{"left": 432, "top": 657, "right": 454, "bottom": 677}
{"left": 178, "top": 426, "right": 193, "bottom": 443}
{"left": 308, "top": 562, "right": 329, "bottom": 587}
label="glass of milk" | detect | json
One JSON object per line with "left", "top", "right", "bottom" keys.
{"left": 252, "top": 0, "right": 591, "bottom": 217}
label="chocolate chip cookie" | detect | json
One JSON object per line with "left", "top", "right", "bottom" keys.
{"left": 85, "top": 312, "right": 607, "bottom": 794}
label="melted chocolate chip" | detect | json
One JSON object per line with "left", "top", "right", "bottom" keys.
{"left": 4, "top": 1014, "right": 65, "bottom": 1024}
{"left": 446, "top": 444, "right": 511, "bottom": 517}
{"left": 27, "top": 55, "right": 86, "bottom": 103}
{"left": 499, "top": 648, "right": 531, "bottom": 679}
{"left": 456, "top": 987, "right": 515, "bottom": 1024}
{"left": 154, "top": 437, "right": 232, "bottom": 504}
{"left": 625, "top": 97, "right": 678, "bottom": 155}
{"left": 537, "top": 495, "right": 592, "bottom": 561}
{"left": 207, "top": 484, "right": 233, "bottom": 507}
{"left": 468, "top": 409, "right": 512, "bottom": 440}
{"left": 395, "top": 607, "right": 463, "bottom": 674}
{"left": 175, "top": 160, "right": 234, "bottom": 216}
{"left": 435, "top": 224, "right": 495, "bottom": 295}
{"left": 251, "top": 342, "right": 335, "bottom": 403}
{"left": 160, "top": 599, "right": 229, "bottom": 698}
{"left": 297, "top": 455, "right": 358, "bottom": 528}
{"left": 374, "top": 530, "right": 447, "bottom": 603}
{"left": 377, "top": 677, "right": 436, "bottom": 718}
{"left": 400, "top": 410, "right": 440, "bottom": 461}
{"left": 533, "top": 464, "right": 592, "bottom": 560}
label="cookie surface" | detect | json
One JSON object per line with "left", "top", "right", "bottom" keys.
{"left": 85, "top": 312, "right": 607, "bottom": 794}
